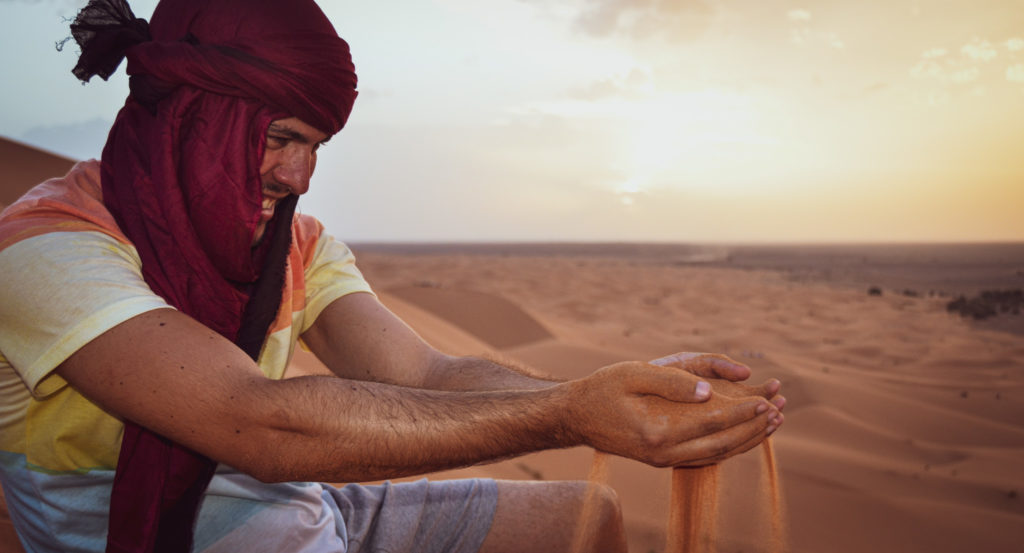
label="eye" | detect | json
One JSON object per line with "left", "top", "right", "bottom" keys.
{"left": 266, "top": 135, "right": 288, "bottom": 149}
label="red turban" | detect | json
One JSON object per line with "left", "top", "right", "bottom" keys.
{"left": 66, "top": 0, "right": 358, "bottom": 551}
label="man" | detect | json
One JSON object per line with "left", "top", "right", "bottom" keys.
{"left": 0, "top": 0, "right": 785, "bottom": 551}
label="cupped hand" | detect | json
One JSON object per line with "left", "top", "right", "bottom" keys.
{"left": 565, "top": 361, "right": 780, "bottom": 468}
{"left": 651, "top": 351, "right": 751, "bottom": 381}
{"left": 651, "top": 352, "right": 786, "bottom": 413}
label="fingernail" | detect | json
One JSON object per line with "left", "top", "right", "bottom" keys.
{"left": 695, "top": 381, "right": 711, "bottom": 399}
{"left": 767, "top": 425, "right": 778, "bottom": 436}
{"left": 756, "top": 402, "right": 769, "bottom": 414}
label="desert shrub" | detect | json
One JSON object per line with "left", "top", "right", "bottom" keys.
{"left": 946, "top": 289, "right": 1023, "bottom": 320}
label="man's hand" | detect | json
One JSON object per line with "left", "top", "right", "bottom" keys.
{"left": 562, "top": 361, "right": 781, "bottom": 468}
{"left": 651, "top": 352, "right": 787, "bottom": 413}
{"left": 651, "top": 351, "right": 752, "bottom": 381}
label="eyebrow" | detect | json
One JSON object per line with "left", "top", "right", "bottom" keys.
{"left": 267, "top": 124, "right": 330, "bottom": 146}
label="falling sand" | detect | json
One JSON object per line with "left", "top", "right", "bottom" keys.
{"left": 666, "top": 440, "right": 786, "bottom": 553}
{"left": 660, "top": 356, "right": 788, "bottom": 553}
{"left": 566, "top": 355, "right": 787, "bottom": 553}
{"left": 665, "top": 464, "right": 720, "bottom": 553}
{"left": 570, "top": 448, "right": 612, "bottom": 553}
{"left": 578, "top": 441, "right": 785, "bottom": 553}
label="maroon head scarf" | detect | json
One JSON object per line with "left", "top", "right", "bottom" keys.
{"left": 65, "top": 0, "right": 357, "bottom": 551}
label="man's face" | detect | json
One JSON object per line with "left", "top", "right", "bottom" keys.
{"left": 253, "top": 117, "right": 330, "bottom": 246}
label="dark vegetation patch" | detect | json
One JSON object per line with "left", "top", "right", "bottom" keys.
{"left": 946, "top": 289, "right": 1023, "bottom": 320}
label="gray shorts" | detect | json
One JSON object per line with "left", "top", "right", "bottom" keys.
{"left": 327, "top": 478, "right": 499, "bottom": 553}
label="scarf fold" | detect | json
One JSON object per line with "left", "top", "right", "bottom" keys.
{"left": 65, "top": 1, "right": 357, "bottom": 551}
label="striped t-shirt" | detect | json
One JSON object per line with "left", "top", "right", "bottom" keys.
{"left": 0, "top": 160, "right": 373, "bottom": 552}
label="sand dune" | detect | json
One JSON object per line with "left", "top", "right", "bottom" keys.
{"left": 386, "top": 285, "right": 553, "bottom": 349}
{"left": 503, "top": 340, "right": 633, "bottom": 380}
{"left": 351, "top": 249, "right": 1024, "bottom": 553}
{"left": 0, "top": 136, "right": 75, "bottom": 210}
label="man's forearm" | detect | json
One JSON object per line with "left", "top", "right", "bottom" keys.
{"left": 242, "top": 373, "right": 573, "bottom": 483}
{"left": 421, "top": 354, "right": 561, "bottom": 392}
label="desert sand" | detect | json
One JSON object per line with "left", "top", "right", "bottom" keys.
{"left": 2, "top": 139, "right": 1023, "bottom": 552}
{"left": 0, "top": 137, "right": 75, "bottom": 210}
{"left": 303, "top": 244, "right": 1023, "bottom": 553}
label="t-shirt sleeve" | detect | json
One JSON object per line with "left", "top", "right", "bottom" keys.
{"left": 0, "top": 231, "right": 172, "bottom": 397}
{"left": 298, "top": 231, "right": 374, "bottom": 335}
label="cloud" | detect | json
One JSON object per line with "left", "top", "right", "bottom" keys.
{"left": 786, "top": 8, "right": 842, "bottom": 50}
{"left": 912, "top": 40, "right": 1003, "bottom": 83}
{"left": 566, "top": 68, "right": 653, "bottom": 101}
{"left": 823, "top": 31, "right": 844, "bottom": 50}
{"left": 789, "top": 28, "right": 844, "bottom": 49}
{"left": 961, "top": 38, "right": 998, "bottom": 62}
{"left": 861, "top": 82, "right": 889, "bottom": 96}
{"left": 910, "top": 58, "right": 944, "bottom": 79}
{"left": 950, "top": 67, "right": 980, "bottom": 83}
{"left": 569, "top": 0, "right": 715, "bottom": 40}
{"left": 910, "top": 35, "right": 1024, "bottom": 104}
{"left": 786, "top": 9, "right": 811, "bottom": 22}
{"left": 1007, "top": 63, "right": 1024, "bottom": 83}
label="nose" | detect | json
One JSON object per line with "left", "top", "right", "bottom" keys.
{"left": 271, "top": 148, "right": 313, "bottom": 196}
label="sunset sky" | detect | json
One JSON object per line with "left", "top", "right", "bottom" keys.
{"left": 2, "top": 0, "right": 1022, "bottom": 243}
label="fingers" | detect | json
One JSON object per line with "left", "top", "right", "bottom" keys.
{"left": 669, "top": 395, "right": 770, "bottom": 442}
{"left": 718, "top": 408, "right": 783, "bottom": 462}
{"left": 667, "top": 405, "right": 779, "bottom": 467}
{"left": 644, "top": 355, "right": 786, "bottom": 415}
{"left": 615, "top": 362, "right": 711, "bottom": 403}
{"left": 752, "top": 378, "right": 782, "bottom": 400}
{"left": 746, "top": 379, "right": 785, "bottom": 412}
{"left": 650, "top": 352, "right": 702, "bottom": 367}
{"left": 651, "top": 352, "right": 752, "bottom": 381}
{"left": 701, "top": 355, "right": 752, "bottom": 381}
{"left": 708, "top": 378, "right": 783, "bottom": 405}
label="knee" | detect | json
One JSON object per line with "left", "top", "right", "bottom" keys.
{"left": 585, "top": 482, "right": 622, "bottom": 524}
{"left": 576, "top": 482, "right": 624, "bottom": 536}
{"left": 573, "top": 482, "right": 626, "bottom": 552}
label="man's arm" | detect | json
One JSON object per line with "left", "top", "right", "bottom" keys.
{"left": 301, "top": 292, "right": 559, "bottom": 391}
{"left": 57, "top": 307, "right": 779, "bottom": 484}
{"left": 302, "top": 293, "right": 786, "bottom": 404}
{"left": 302, "top": 292, "right": 783, "bottom": 463}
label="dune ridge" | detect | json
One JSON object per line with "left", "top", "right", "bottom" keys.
{"left": 0, "top": 136, "right": 75, "bottom": 210}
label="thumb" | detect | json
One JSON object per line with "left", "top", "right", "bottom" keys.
{"left": 629, "top": 363, "right": 712, "bottom": 403}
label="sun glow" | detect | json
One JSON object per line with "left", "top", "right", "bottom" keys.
{"left": 622, "top": 89, "right": 779, "bottom": 194}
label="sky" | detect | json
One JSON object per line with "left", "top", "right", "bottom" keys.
{"left": 1, "top": 0, "right": 1023, "bottom": 243}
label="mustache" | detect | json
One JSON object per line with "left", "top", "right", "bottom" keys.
{"left": 262, "top": 184, "right": 290, "bottom": 195}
